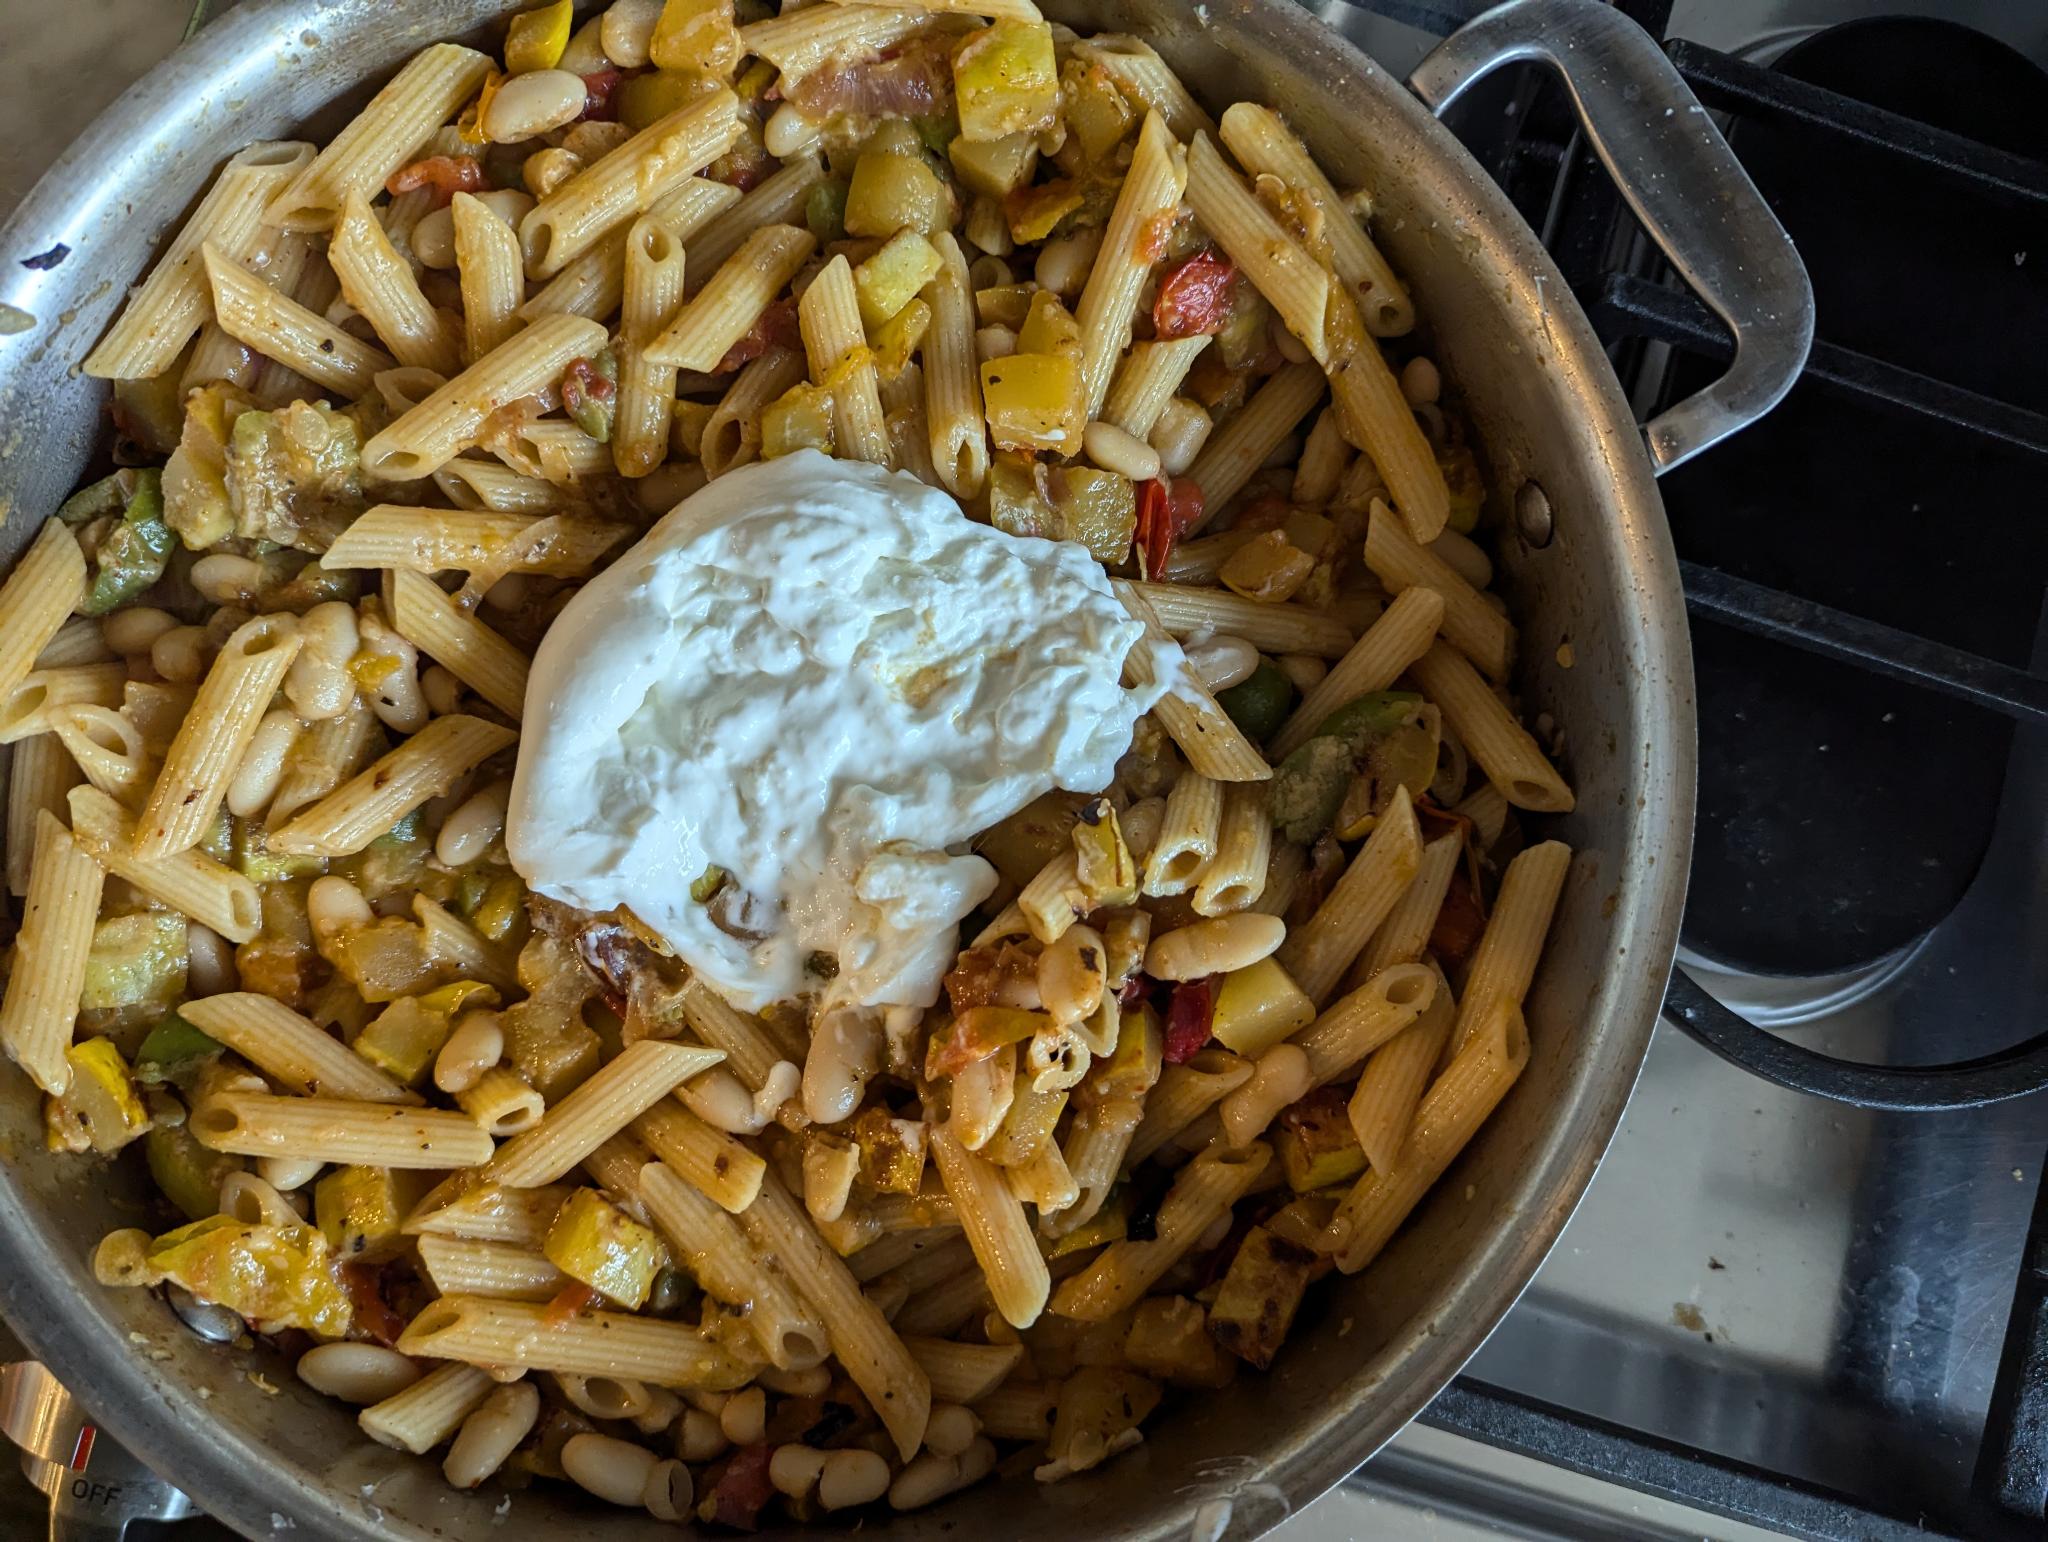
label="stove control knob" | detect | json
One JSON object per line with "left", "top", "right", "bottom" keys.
{"left": 0, "top": 1362, "right": 197, "bottom": 1540}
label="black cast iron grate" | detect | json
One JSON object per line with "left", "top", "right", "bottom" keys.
{"left": 1332, "top": 0, "right": 2048, "bottom": 1536}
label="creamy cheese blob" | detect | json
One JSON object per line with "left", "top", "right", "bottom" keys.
{"left": 507, "top": 450, "right": 1168, "bottom": 1013}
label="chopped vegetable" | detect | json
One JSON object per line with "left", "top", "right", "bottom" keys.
{"left": 848, "top": 1105, "right": 927, "bottom": 1195}
{"left": 1438, "top": 431, "right": 1484, "bottom": 535}
{"left": 561, "top": 351, "right": 618, "bottom": 443}
{"left": 760, "top": 382, "right": 836, "bottom": 459}
{"left": 1208, "top": 1224, "right": 1322, "bottom": 1370}
{"left": 1274, "top": 1086, "right": 1367, "bottom": 1192}
{"left": 1210, "top": 957, "right": 1315, "bottom": 1058}
{"left": 853, "top": 228, "right": 942, "bottom": 330}
{"left": 953, "top": 19, "right": 1060, "bottom": 143}
{"left": 1124, "top": 1295, "right": 1234, "bottom": 1388}
{"left": 578, "top": 67, "right": 624, "bottom": 122}
{"left": 616, "top": 69, "right": 715, "bottom": 132}
{"left": 354, "top": 981, "right": 496, "bottom": 1086}
{"left": 1072, "top": 798, "right": 1137, "bottom": 908}
{"left": 233, "top": 817, "right": 324, "bottom": 884}
{"left": 787, "top": 35, "right": 955, "bottom": 122}
{"left": 544, "top": 1188, "right": 671, "bottom": 1309}
{"left": 386, "top": 154, "right": 486, "bottom": 206}
{"left": 134, "top": 1013, "right": 224, "bottom": 1087}
{"left": 1161, "top": 976, "right": 1218, "bottom": 1064}
{"left": 1215, "top": 661, "right": 1295, "bottom": 742}
{"left": 316, "top": 1165, "right": 425, "bottom": 1261}
{"left": 1153, "top": 249, "right": 1238, "bottom": 339}
{"left": 872, "top": 297, "right": 931, "bottom": 380}
{"left": 1430, "top": 867, "right": 1486, "bottom": 966}
{"left": 111, "top": 371, "right": 187, "bottom": 457}
{"left": 702, "top": 1443, "right": 775, "bottom": 1530}
{"left": 44, "top": 1038, "right": 152, "bottom": 1155}
{"left": 804, "top": 177, "right": 849, "bottom": 244}
{"left": 1061, "top": 57, "right": 1137, "bottom": 162}
{"left": 1219, "top": 529, "right": 1315, "bottom": 603}
{"left": 1133, "top": 475, "right": 1203, "bottom": 581}
{"left": 926, "top": 1005, "right": 1048, "bottom": 1078}
{"left": 845, "top": 144, "right": 952, "bottom": 237}
{"left": 1043, "top": 1366, "right": 1159, "bottom": 1478}
{"left": 146, "top": 1123, "right": 243, "bottom": 1222}
{"left": 1044, "top": 464, "right": 1135, "bottom": 564}
{"left": 504, "top": 0, "right": 574, "bottom": 72}
{"left": 1268, "top": 691, "right": 1423, "bottom": 844}
{"left": 147, "top": 1214, "right": 352, "bottom": 1336}
{"left": 690, "top": 865, "right": 728, "bottom": 904}
{"left": 1003, "top": 177, "right": 1082, "bottom": 244}
{"left": 650, "top": 0, "right": 740, "bottom": 76}
{"left": 1089, "top": 1001, "right": 1162, "bottom": 1100}
{"left": 321, "top": 915, "right": 446, "bottom": 1003}
{"left": 81, "top": 913, "right": 187, "bottom": 1015}
{"left": 949, "top": 131, "right": 1038, "bottom": 198}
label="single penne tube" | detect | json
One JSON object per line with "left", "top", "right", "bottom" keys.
{"left": 1049, "top": 1095, "right": 1143, "bottom": 1235}
{"left": 647, "top": 224, "right": 812, "bottom": 372}
{"left": 647, "top": 177, "right": 746, "bottom": 247}
{"left": 1330, "top": 1001, "right": 1529, "bottom": 1273}
{"left": 134, "top": 614, "right": 302, "bottom": 862}
{"left": 432, "top": 460, "right": 562, "bottom": 514}
{"left": 1345, "top": 830, "right": 1462, "bottom": 991}
{"left": 0, "top": 664, "right": 128, "bottom": 743}
{"left": 359, "top": 313, "right": 609, "bottom": 482}
{"left": 1449, "top": 839, "right": 1571, "bottom": 1060}
{"left": 396, "top": 1295, "right": 755, "bottom": 1390}
{"left": 34, "top": 617, "right": 114, "bottom": 669}
{"left": 1408, "top": 642, "right": 1574, "bottom": 813}
{"left": 862, "top": 1232, "right": 974, "bottom": 1294}
{"left": 330, "top": 190, "right": 461, "bottom": 374}
{"left": 882, "top": 359, "right": 938, "bottom": 486}
{"left": 485, "top": 1041, "right": 724, "bottom": 1187}
{"left": 1125, "top": 1049, "right": 1254, "bottom": 1168}
{"left": 1073, "top": 35, "right": 1215, "bottom": 141}
{"left": 84, "top": 140, "right": 316, "bottom": 378}
{"left": 66, "top": 786, "right": 261, "bottom": 943}
{"left": 921, "top": 232, "right": 987, "bottom": 498}
{"left": 614, "top": 216, "right": 690, "bottom": 478}
{"left": 931, "top": 1125, "right": 1050, "bottom": 1330}
{"left": 322, "top": 507, "right": 626, "bottom": 576}
{"left": 6, "top": 733, "right": 78, "bottom": 898}
{"left": 189, "top": 1091, "right": 495, "bottom": 1168}
{"left": 1364, "top": 501, "right": 1514, "bottom": 681}
{"left": 264, "top": 45, "right": 492, "bottom": 232}
{"left": 0, "top": 810, "right": 104, "bottom": 1095}
{"left": 270, "top": 714, "right": 513, "bottom": 857}
{"left": 734, "top": 1174, "right": 933, "bottom": 1460}
{"left": 1454, "top": 780, "right": 1509, "bottom": 852}
{"left": 51, "top": 707, "right": 153, "bottom": 811}
{"left": 416, "top": 1235, "right": 566, "bottom": 1302}
{"left": 1183, "top": 362, "right": 1326, "bottom": 525}
{"left": 413, "top": 894, "right": 518, "bottom": 995}
{"left": 456, "top": 1067, "right": 545, "bottom": 1136}
{"left": 1324, "top": 285, "right": 1451, "bottom": 541}
{"left": 800, "top": 253, "right": 892, "bottom": 465}
{"left": 202, "top": 244, "right": 395, "bottom": 396}
{"left": 403, "top": 1182, "right": 573, "bottom": 1245}
{"left": 517, "top": 227, "right": 630, "bottom": 322}
{"left": 1142, "top": 769, "right": 1223, "bottom": 898}
{"left": 701, "top": 346, "right": 807, "bottom": 478}
{"left": 972, "top": 1376, "right": 1060, "bottom": 1442}
{"left": 1076, "top": 112, "right": 1185, "bottom": 420}
{"left": 681, "top": 156, "right": 824, "bottom": 293}
{"left": 520, "top": 90, "right": 741, "bottom": 279}
{"left": 1101, "top": 336, "right": 1209, "bottom": 439}
{"left": 388, "top": 570, "right": 530, "bottom": 721}
{"left": 1016, "top": 848, "right": 1085, "bottom": 945}
{"left": 1112, "top": 582, "right": 1271, "bottom": 782}
{"left": 182, "top": 990, "right": 412, "bottom": 1102}
{"left": 632, "top": 1099, "right": 767, "bottom": 1214}
{"left": 580, "top": 1130, "right": 655, "bottom": 1221}
{"left": 0, "top": 521, "right": 87, "bottom": 704}
{"left": 1050, "top": 1142, "right": 1271, "bottom": 1321}
{"left": 265, "top": 699, "right": 376, "bottom": 831}
{"left": 1276, "top": 785, "right": 1423, "bottom": 1004}
{"left": 1292, "top": 959, "right": 1436, "bottom": 1089}
{"left": 1218, "top": 102, "right": 1414, "bottom": 337}
{"left": 1124, "top": 580, "right": 1353, "bottom": 659}
{"left": 675, "top": 979, "right": 794, "bottom": 1092}
{"left": 1245, "top": 839, "right": 1305, "bottom": 920}
{"left": 1184, "top": 133, "right": 1329, "bottom": 363}
{"left": 359, "top": 1362, "right": 495, "bottom": 1455}
{"left": 1292, "top": 404, "right": 1352, "bottom": 506}
{"left": 739, "top": 6, "right": 927, "bottom": 81}
{"left": 1193, "top": 780, "right": 1272, "bottom": 917}
{"left": 901, "top": 1337, "right": 1024, "bottom": 1405}
{"left": 508, "top": 421, "right": 612, "bottom": 486}
{"left": 1348, "top": 962, "right": 1457, "bottom": 1171}
{"left": 637, "top": 1161, "right": 828, "bottom": 1368}
{"left": 828, "top": 0, "right": 1038, "bottom": 15}
{"left": 1270, "top": 585, "right": 1443, "bottom": 759}
{"left": 450, "top": 192, "right": 526, "bottom": 363}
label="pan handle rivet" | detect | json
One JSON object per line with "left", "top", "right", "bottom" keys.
{"left": 1514, "top": 481, "right": 1554, "bottom": 548}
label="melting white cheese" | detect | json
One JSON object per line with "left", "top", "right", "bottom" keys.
{"left": 507, "top": 450, "right": 1168, "bottom": 1013}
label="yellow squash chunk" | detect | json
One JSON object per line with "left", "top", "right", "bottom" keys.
{"left": 761, "top": 382, "right": 837, "bottom": 459}
{"left": 504, "top": 0, "right": 574, "bottom": 72}
{"left": 1210, "top": 957, "right": 1316, "bottom": 1058}
{"left": 870, "top": 298, "right": 930, "bottom": 380}
{"left": 45, "top": 1038, "right": 151, "bottom": 1155}
{"left": 80, "top": 913, "right": 187, "bottom": 1014}
{"left": 950, "top": 131, "right": 1039, "bottom": 198}
{"left": 846, "top": 148, "right": 951, "bottom": 238}
{"left": 854, "top": 228, "right": 943, "bottom": 330}
{"left": 849, "top": 1105, "right": 928, "bottom": 1196}
{"left": 1274, "top": 1087, "right": 1367, "bottom": 1193}
{"left": 981, "top": 352, "right": 1081, "bottom": 455}
{"left": 1071, "top": 799, "right": 1137, "bottom": 908}
{"left": 543, "top": 1188, "right": 670, "bottom": 1309}
{"left": 1124, "top": 1295, "right": 1235, "bottom": 1388}
{"left": 1208, "top": 1224, "right": 1322, "bottom": 1370}
{"left": 954, "top": 20, "right": 1060, "bottom": 143}
{"left": 316, "top": 1164, "right": 427, "bottom": 1262}
{"left": 651, "top": 0, "right": 740, "bottom": 75}
{"left": 145, "top": 1214, "right": 352, "bottom": 1336}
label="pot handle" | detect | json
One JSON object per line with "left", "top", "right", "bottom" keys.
{"left": 1409, "top": 0, "right": 1814, "bottom": 474}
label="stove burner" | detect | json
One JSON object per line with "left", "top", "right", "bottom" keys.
{"left": 1658, "top": 16, "right": 2048, "bottom": 979}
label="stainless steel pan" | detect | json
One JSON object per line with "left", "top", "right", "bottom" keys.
{"left": 0, "top": 1, "right": 1809, "bottom": 1536}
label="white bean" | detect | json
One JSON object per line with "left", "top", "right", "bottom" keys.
{"left": 285, "top": 600, "right": 358, "bottom": 720}
{"left": 434, "top": 1011, "right": 504, "bottom": 1094}
{"left": 764, "top": 101, "right": 823, "bottom": 159}
{"left": 924, "top": 1403, "right": 981, "bottom": 1458}
{"left": 755, "top": 1363, "right": 831, "bottom": 1397}
{"left": 185, "top": 922, "right": 238, "bottom": 996}
{"left": 1181, "top": 633, "right": 1259, "bottom": 692}
{"left": 483, "top": 69, "right": 588, "bottom": 144}
{"left": 444, "top": 1381, "right": 540, "bottom": 1489}
{"left": 1274, "top": 323, "right": 1313, "bottom": 365}
{"left": 802, "top": 1006, "right": 880, "bottom": 1125}
{"left": 226, "top": 707, "right": 301, "bottom": 818}
{"left": 888, "top": 1438, "right": 996, "bottom": 1510}
{"left": 421, "top": 663, "right": 463, "bottom": 716}
{"left": 190, "top": 553, "right": 266, "bottom": 606}
{"left": 1148, "top": 396, "right": 1213, "bottom": 477}
{"left": 1082, "top": 419, "right": 1161, "bottom": 482}
{"left": 1275, "top": 652, "right": 1328, "bottom": 694}
{"left": 1118, "top": 797, "right": 1167, "bottom": 863}
{"left": 975, "top": 324, "right": 1018, "bottom": 364}
{"left": 150, "top": 625, "right": 209, "bottom": 684}
{"left": 642, "top": 1457, "right": 694, "bottom": 1521}
{"left": 1037, "top": 923, "right": 1106, "bottom": 1027}
{"left": 633, "top": 1387, "right": 683, "bottom": 1436}
{"left": 354, "top": 608, "right": 427, "bottom": 732}
{"left": 1218, "top": 1042, "right": 1313, "bottom": 1147}
{"left": 676, "top": 1406, "right": 727, "bottom": 1462}
{"left": 768, "top": 1443, "right": 827, "bottom": 1500}
{"left": 523, "top": 146, "right": 583, "bottom": 199}
{"left": 307, "top": 875, "right": 374, "bottom": 941}
{"left": 474, "top": 189, "right": 536, "bottom": 229}
{"left": 562, "top": 1433, "right": 659, "bottom": 1507}
{"left": 296, "top": 1343, "right": 421, "bottom": 1405}
{"left": 679, "top": 1065, "right": 767, "bottom": 1134}
{"left": 817, "top": 1448, "right": 891, "bottom": 1511}
{"left": 718, "top": 1385, "right": 766, "bottom": 1446}
{"left": 557, "top": 13, "right": 611, "bottom": 72}
{"left": 1145, "top": 912, "right": 1287, "bottom": 981}
{"left": 1427, "top": 527, "right": 1493, "bottom": 590}
{"left": 1034, "top": 227, "right": 1103, "bottom": 299}
{"left": 600, "top": 0, "right": 664, "bottom": 66}
{"left": 257, "top": 1154, "right": 324, "bottom": 1192}
{"left": 435, "top": 779, "right": 510, "bottom": 867}
{"left": 1400, "top": 355, "right": 1441, "bottom": 406}
{"left": 101, "top": 606, "right": 178, "bottom": 657}
{"left": 561, "top": 120, "right": 631, "bottom": 160}
{"left": 410, "top": 206, "right": 457, "bottom": 270}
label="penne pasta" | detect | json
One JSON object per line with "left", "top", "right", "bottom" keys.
{"left": 450, "top": 192, "right": 526, "bottom": 363}
{"left": 183, "top": 990, "right": 411, "bottom": 1100}
{"left": 1348, "top": 962, "right": 1457, "bottom": 1172}
{"left": 66, "top": 786, "right": 261, "bottom": 943}
{"left": 1364, "top": 501, "right": 1514, "bottom": 681}
{"left": 1184, "top": 363, "right": 1327, "bottom": 525}
{"left": 416, "top": 1235, "right": 566, "bottom": 1302}
{"left": 0, "top": 811, "right": 103, "bottom": 1094}
{"left": 486, "top": 1041, "right": 725, "bottom": 1187}
{"left": 1193, "top": 781, "right": 1272, "bottom": 917}
{"left": 330, "top": 190, "right": 462, "bottom": 374}
{"left": 190, "top": 1092, "right": 495, "bottom": 1169}
{"left": 388, "top": 570, "right": 530, "bottom": 721}
{"left": 1270, "top": 585, "right": 1444, "bottom": 759}
{"left": 1125, "top": 580, "right": 1353, "bottom": 659}
{"left": 701, "top": 346, "right": 808, "bottom": 478}
{"left": 397, "top": 1295, "right": 754, "bottom": 1389}
{"left": 1324, "top": 286, "right": 1450, "bottom": 542}
{"left": 632, "top": 1100, "right": 767, "bottom": 1214}
{"left": 321, "top": 507, "right": 626, "bottom": 577}
{"left": 6, "top": 733, "right": 79, "bottom": 899}
{"left": 1184, "top": 134, "right": 1329, "bottom": 363}
{"left": 0, "top": 664, "right": 127, "bottom": 745}
{"left": 614, "top": 216, "right": 690, "bottom": 478}
{"left": 269, "top": 714, "right": 516, "bottom": 858}
{"left": 1075, "top": 112, "right": 1186, "bottom": 421}
{"left": 648, "top": 224, "right": 814, "bottom": 373}
{"left": 1275, "top": 785, "right": 1423, "bottom": 1005}
{"left": 1101, "top": 336, "right": 1210, "bottom": 440}
{"left": 1449, "top": 840, "right": 1571, "bottom": 1060}
{"left": 202, "top": 243, "right": 395, "bottom": 396}
{"left": 360, "top": 1363, "right": 495, "bottom": 1455}
{"left": 931, "top": 1126, "right": 1050, "bottom": 1330}
{"left": 1112, "top": 582, "right": 1272, "bottom": 782}
{"left": 922, "top": 232, "right": 987, "bottom": 498}
{"left": 798, "top": 254, "right": 891, "bottom": 466}
{"left": 1408, "top": 642, "right": 1575, "bottom": 813}
{"left": 0, "top": 522, "right": 87, "bottom": 707}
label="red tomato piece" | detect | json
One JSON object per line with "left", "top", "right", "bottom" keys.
{"left": 1152, "top": 249, "right": 1238, "bottom": 339}
{"left": 1161, "top": 975, "right": 1219, "bottom": 1064}
{"left": 1134, "top": 476, "right": 1205, "bottom": 581}
{"left": 579, "top": 67, "right": 623, "bottom": 122}
{"left": 1431, "top": 869, "right": 1487, "bottom": 967}
{"left": 541, "top": 1280, "right": 601, "bottom": 1326}
{"left": 706, "top": 1443, "right": 776, "bottom": 1530}
{"left": 715, "top": 297, "right": 800, "bottom": 373}
{"left": 339, "top": 1263, "right": 407, "bottom": 1347}
{"left": 384, "top": 154, "right": 485, "bottom": 208}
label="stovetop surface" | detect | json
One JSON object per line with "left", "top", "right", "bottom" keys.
{"left": 5, "top": 1, "right": 2047, "bottom": 1539}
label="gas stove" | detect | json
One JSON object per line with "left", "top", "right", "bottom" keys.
{"left": 3, "top": 1, "right": 2046, "bottom": 1539}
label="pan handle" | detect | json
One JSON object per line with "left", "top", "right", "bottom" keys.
{"left": 1409, "top": 0, "right": 1814, "bottom": 474}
